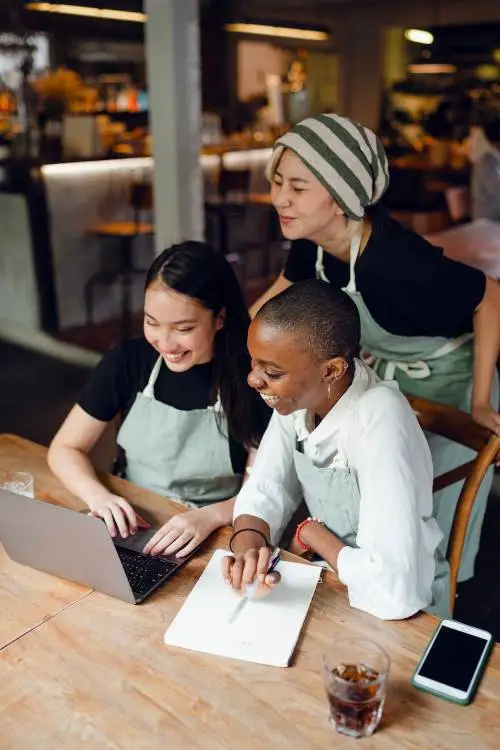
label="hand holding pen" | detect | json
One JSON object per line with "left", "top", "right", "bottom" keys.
{"left": 222, "top": 543, "right": 281, "bottom": 600}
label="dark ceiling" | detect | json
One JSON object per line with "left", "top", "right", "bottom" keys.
{"left": 1, "top": 1, "right": 499, "bottom": 69}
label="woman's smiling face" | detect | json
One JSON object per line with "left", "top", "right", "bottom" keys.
{"left": 143, "top": 282, "right": 223, "bottom": 372}
{"left": 270, "top": 148, "right": 343, "bottom": 243}
{"left": 246, "top": 318, "right": 327, "bottom": 416}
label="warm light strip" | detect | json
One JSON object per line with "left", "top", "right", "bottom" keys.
{"left": 225, "top": 22, "right": 328, "bottom": 42}
{"left": 42, "top": 157, "right": 153, "bottom": 177}
{"left": 408, "top": 63, "right": 456, "bottom": 74}
{"left": 223, "top": 148, "right": 273, "bottom": 167}
{"left": 404, "top": 29, "right": 434, "bottom": 45}
{"left": 26, "top": 3, "right": 146, "bottom": 23}
{"left": 41, "top": 149, "right": 275, "bottom": 177}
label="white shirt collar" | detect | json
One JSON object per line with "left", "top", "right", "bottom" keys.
{"left": 293, "top": 360, "right": 377, "bottom": 446}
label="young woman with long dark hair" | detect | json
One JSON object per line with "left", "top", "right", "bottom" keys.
{"left": 48, "top": 242, "right": 270, "bottom": 558}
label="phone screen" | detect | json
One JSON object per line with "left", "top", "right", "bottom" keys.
{"left": 418, "top": 625, "right": 489, "bottom": 691}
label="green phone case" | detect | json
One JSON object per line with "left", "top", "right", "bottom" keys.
{"left": 411, "top": 620, "right": 494, "bottom": 705}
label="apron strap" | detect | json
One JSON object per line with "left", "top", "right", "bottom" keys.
{"left": 317, "top": 224, "right": 364, "bottom": 289}
{"left": 374, "top": 333, "right": 473, "bottom": 382}
{"left": 143, "top": 355, "right": 163, "bottom": 398}
{"left": 344, "top": 227, "right": 363, "bottom": 294}
{"left": 315, "top": 246, "right": 330, "bottom": 282}
{"left": 426, "top": 332, "right": 473, "bottom": 360}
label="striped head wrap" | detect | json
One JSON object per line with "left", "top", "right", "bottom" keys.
{"left": 266, "top": 113, "right": 390, "bottom": 220}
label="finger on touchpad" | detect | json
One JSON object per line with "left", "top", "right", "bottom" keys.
{"left": 114, "top": 527, "right": 157, "bottom": 552}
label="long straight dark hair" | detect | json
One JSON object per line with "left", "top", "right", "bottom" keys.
{"left": 145, "top": 241, "right": 263, "bottom": 447}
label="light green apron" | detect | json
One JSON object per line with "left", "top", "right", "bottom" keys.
{"left": 293, "top": 390, "right": 450, "bottom": 618}
{"left": 316, "top": 231, "right": 499, "bottom": 582}
{"left": 116, "top": 355, "right": 242, "bottom": 505}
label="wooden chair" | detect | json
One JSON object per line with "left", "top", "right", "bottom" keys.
{"left": 407, "top": 395, "right": 500, "bottom": 613}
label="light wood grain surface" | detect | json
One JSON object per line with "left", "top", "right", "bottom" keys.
{"left": 0, "top": 544, "right": 91, "bottom": 652}
{"left": 1, "top": 434, "right": 500, "bottom": 750}
{"left": 0, "top": 436, "right": 92, "bottom": 649}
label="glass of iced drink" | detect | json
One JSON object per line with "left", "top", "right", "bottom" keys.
{"left": 0, "top": 470, "right": 35, "bottom": 498}
{"left": 323, "top": 638, "right": 390, "bottom": 738}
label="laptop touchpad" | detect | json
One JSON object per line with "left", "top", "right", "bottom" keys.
{"left": 114, "top": 528, "right": 157, "bottom": 553}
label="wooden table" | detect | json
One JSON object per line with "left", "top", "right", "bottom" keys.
{"left": 1, "top": 434, "right": 500, "bottom": 749}
{"left": 0, "top": 436, "right": 92, "bottom": 650}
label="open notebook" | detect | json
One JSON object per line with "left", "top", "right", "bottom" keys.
{"left": 164, "top": 548, "right": 322, "bottom": 667}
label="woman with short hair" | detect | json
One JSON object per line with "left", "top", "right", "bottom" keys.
{"left": 249, "top": 113, "right": 500, "bottom": 584}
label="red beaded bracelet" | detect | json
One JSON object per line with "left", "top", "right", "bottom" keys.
{"left": 295, "top": 517, "right": 324, "bottom": 552}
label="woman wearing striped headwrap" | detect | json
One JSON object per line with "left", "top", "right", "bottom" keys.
{"left": 249, "top": 112, "right": 500, "bottom": 590}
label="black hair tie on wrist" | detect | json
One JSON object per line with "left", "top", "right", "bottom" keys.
{"left": 229, "top": 527, "right": 269, "bottom": 554}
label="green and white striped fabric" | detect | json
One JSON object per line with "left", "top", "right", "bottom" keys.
{"left": 266, "top": 113, "right": 390, "bottom": 219}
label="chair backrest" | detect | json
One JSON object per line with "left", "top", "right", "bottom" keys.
{"left": 407, "top": 394, "right": 500, "bottom": 612}
{"left": 218, "top": 168, "right": 251, "bottom": 200}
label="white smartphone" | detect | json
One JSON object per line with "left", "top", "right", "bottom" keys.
{"left": 412, "top": 619, "right": 494, "bottom": 705}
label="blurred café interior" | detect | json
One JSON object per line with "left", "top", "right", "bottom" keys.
{"left": 0, "top": 2, "right": 495, "bottom": 347}
{"left": 2, "top": 0, "right": 500, "bottom": 610}
{"left": 0, "top": 0, "right": 499, "bottom": 360}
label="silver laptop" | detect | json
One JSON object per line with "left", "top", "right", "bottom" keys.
{"left": 0, "top": 488, "right": 198, "bottom": 604}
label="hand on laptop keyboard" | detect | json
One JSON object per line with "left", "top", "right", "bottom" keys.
{"left": 142, "top": 505, "right": 222, "bottom": 558}
{"left": 87, "top": 491, "right": 151, "bottom": 539}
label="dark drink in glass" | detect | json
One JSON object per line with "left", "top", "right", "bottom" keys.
{"left": 323, "top": 640, "right": 390, "bottom": 738}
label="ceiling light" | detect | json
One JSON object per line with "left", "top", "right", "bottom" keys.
{"left": 26, "top": 3, "right": 146, "bottom": 23}
{"left": 408, "top": 63, "right": 457, "bottom": 74}
{"left": 404, "top": 29, "right": 434, "bottom": 45}
{"left": 224, "top": 23, "right": 328, "bottom": 42}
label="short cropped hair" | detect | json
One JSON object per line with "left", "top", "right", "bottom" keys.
{"left": 256, "top": 279, "right": 361, "bottom": 363}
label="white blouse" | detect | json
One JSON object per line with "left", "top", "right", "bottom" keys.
{"left": 235, "top": 360, "right": 443, "bottom": 620}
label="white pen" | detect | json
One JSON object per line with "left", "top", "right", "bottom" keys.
{"left": 228, "top": 547, "right": 281, "bottom": 624}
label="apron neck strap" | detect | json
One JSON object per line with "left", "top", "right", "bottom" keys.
{"left": 316, "top": 222, "right": 364, "bottom": 290}
{"left": 143, "top": 354, "right": 163, "bottom": 398}
{"left": 345, "top": 224, "right": 363, "bottom": 293}
{"left": 315, "top": 246, "right": 330, "bottom": 282}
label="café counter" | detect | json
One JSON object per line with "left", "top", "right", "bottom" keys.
{"left": 0, "top": 147, "right": 271, "bottom": 356}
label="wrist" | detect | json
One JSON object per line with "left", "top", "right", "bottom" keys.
{"left": 87, "top": 485, "right": 113, "bottom": 509}
{"left": 209, "top": 498, "right": 234, "bottom": 527}
{"left": 295, "top": 517, "right": 325, "bottom": 552}
{"left": 230, "top": 528, "right": 269, "bottom": 555}
{"left": 472, "top": 399, "right": 490, "bottom": 411}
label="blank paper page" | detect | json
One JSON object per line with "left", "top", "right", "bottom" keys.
{"left": 164, "top": 549, "right": 322, "bottom": 667}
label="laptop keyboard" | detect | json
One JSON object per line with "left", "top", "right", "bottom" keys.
{"left": 115, "top": 545, "right": 177, "bottom": 598}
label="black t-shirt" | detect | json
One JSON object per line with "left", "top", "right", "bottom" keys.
{"left": 284, "top": 204, "right": 486, "bottom": 338}
{"left": 77, "top": 338, "right": 271, "bottom": 474}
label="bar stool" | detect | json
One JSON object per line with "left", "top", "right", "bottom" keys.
{"left": 84, "top": 181, "right": 154, "bottom": 339}
{"left": 205, "top": 167, "right": 251, "bottom": 252}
